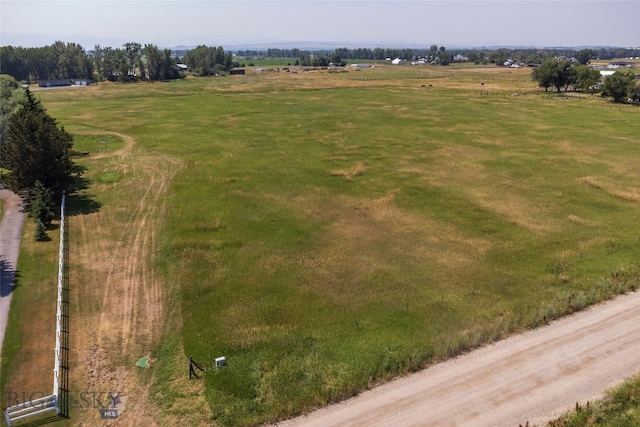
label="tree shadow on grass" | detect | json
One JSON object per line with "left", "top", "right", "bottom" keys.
{"left": 66, "top": 192, "right": 102, "bottom": 216}
{"left": 0, "top": 258, "right": 21, "bottom": 297}
{"left": 65, "top": 176, "right": 102, "bottom": 217}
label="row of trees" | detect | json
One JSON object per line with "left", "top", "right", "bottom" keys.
{"left": 297, "top": 52, "right": 343, "bottom": 67}
{"left": 1, "top": 83, "right": 81, "bottom": 239}
{"left": 181, "top": 45, "right": 234, "bottom": 76}
{"left": 531, "top": 58, "right": 640, "bottom": 103}
{"left": 1, "top": 86, "right": 79, "bottom": 199}
{"left": 230, "top": 46, "right": 640, "bottom": 63}
{"left": 333, "top": 47, "right": 416, "bottom": 60}
{"left": 273, "top": 46, "right": 637, "bottom": 67}
{"left": 92, "top": 42, "right": 181, "bottom": 82}
{"left": 3, "top": 42, "right": 639, "bottom": 82}
{"left": 0, "top": 42, "right": 93, "bottom": 82}
{"left": 531, "top": 58, "right": 601, "bottom": 92}
{"left": 257, "top": 46, "right": 638, "bottom": 68}
{"left": 0, "top": 41, "right": 185, "bottom": 83}
{"left": 264, "top": 45, "right": 450, "bottom": 66}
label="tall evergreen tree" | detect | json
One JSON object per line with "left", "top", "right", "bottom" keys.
{"left": 30, "top": 180, "right": 55, "bottom": 226}
{"left": 1, "top": 88, "right": 80, "bottom": 201}
{"left": 31, "top": 180, "right": 55, "bottom": 241}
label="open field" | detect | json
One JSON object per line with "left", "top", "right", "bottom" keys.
{"left": 2, "top": 64, "right": 639, "bottom": 426}
{"left": 234, "top": 57, "right": 300, "bottom": 67}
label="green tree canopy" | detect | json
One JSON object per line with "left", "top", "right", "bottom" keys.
{"left": 30, "top": 180, "right": 55, "bottom": 226}
{"left": 602, "top": 70, "right": 636, "bottom": 103}
{"left": 575, "top": 49, "right": 595, "bottom": 65}
{"left": 531, "top": 58, "right": 577, "bottom": 92}
{"left": 183, "top": 45, "right": 233, "bottom": 76}
{"left": 573, "top": 65, "right": 601, "bottom": 92}
{"left": 0, "top": 74, "right": 25, "bottom": 146}
{"left": 1, "top": 88, "right": 81, "bottom": 200}
{"left": 630, "top": 83, "right": 640, "bottom": 104}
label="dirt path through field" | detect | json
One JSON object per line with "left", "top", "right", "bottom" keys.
{"left": 88, "top": 130, "right": 136, "bottom": 160}
{"left": 66, "top": 131, "right": 211, "bottom": 425}
{"left": 278, "top": 290, "right": 640, "bottom": 427}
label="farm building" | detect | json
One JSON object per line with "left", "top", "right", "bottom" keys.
{"left": 608, "top": 61, "right": 636, "bottom": 68}
{"left": 39, "top": 79, "right": 70, "bottom": 87}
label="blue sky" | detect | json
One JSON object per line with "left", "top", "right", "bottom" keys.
{"left": 1, "top": 1, "right": 639, "bottom": 48}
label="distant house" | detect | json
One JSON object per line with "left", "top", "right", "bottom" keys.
{"left": 608, "top": 61, "right": 636, "bottom": 68}
{"left": 176, "top": 63, "right": 188, "bottom": 71}
{"left": 74, "top": 79, "right": 93, "bottom": 86}
{"left": 39, "top": 79, "right": 70, "bottom": 88}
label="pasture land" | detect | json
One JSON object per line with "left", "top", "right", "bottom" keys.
{"left": 2, "top": 65, "right": 639, "bottom": 426}
{"left": 234, "top": 57, "right": 300, "bottom": 67}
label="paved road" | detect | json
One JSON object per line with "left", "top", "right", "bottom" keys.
{"left": 278, "top": 290, "right": 640, "bottom": 427}
{"left": 0, "top": 189, "right": 26, "bottom": 356}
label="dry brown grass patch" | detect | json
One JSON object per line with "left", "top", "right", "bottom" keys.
{"left": 290, "top": 192, "right": 492, "bottom": 303}
{"left": 579, "top": 176, "right": 640, "bottom": 203}
{"left": 64, "top": 132, "right": 187, "bottom": 426}
{"left": 330, "top": 161, "right": 365, "bottom": 180}
{"left": 567, "top": 214, "right": 598, "bottom": 228}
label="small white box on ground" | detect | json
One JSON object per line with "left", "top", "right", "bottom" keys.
{"left": 215, "top": 356, "right": 227, "bottom": 369}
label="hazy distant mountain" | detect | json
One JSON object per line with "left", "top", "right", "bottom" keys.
{"left": 0, "top": 32, "right": 130, "bottom": 49}
{"left": 0, "top": 33, "right": 432, "bottom": 50}
{"left": 1, "top": 32, "right": 636, "bottom": 51}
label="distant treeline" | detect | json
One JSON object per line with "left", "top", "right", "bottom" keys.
{"left": 0, "top": 41, "right": 182, "bottom": 82}
{"left": 263, "top": 46, "right": 640, "bottom": 65}
{"left": 1, "top": 41, "right": 638, "bottom": 83}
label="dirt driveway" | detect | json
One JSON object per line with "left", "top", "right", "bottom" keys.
{"left": 0, "top": 189, "right": 26, "bottom": 356}
{"left": 278, "top": 290, "right": 640, "bottom": 427}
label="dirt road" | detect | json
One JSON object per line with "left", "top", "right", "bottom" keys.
{"left": 0, "top": 189, "right": 26, "bottom": 356}
{"left": 278, "top": 290, "right": 640, "bottom": 427}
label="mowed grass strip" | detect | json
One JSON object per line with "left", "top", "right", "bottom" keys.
{"left": 1, "top": 219, "right": 58, "bottom": 415}
{"left": 29, "top": 68, "right": 640, "bottom": 426}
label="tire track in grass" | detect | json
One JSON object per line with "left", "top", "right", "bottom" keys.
{"left": 70, "top": 131, "right": 198, "bottom": 425}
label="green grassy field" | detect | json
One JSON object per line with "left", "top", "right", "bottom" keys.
{"left": 12, "top": 66, "right": 640, "bottom": 426}
{"left": 548, "top": 374, "right": 640, "bottom": 426}
{"left": 234, "top": 56, "right": 300, "bottom": 67}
